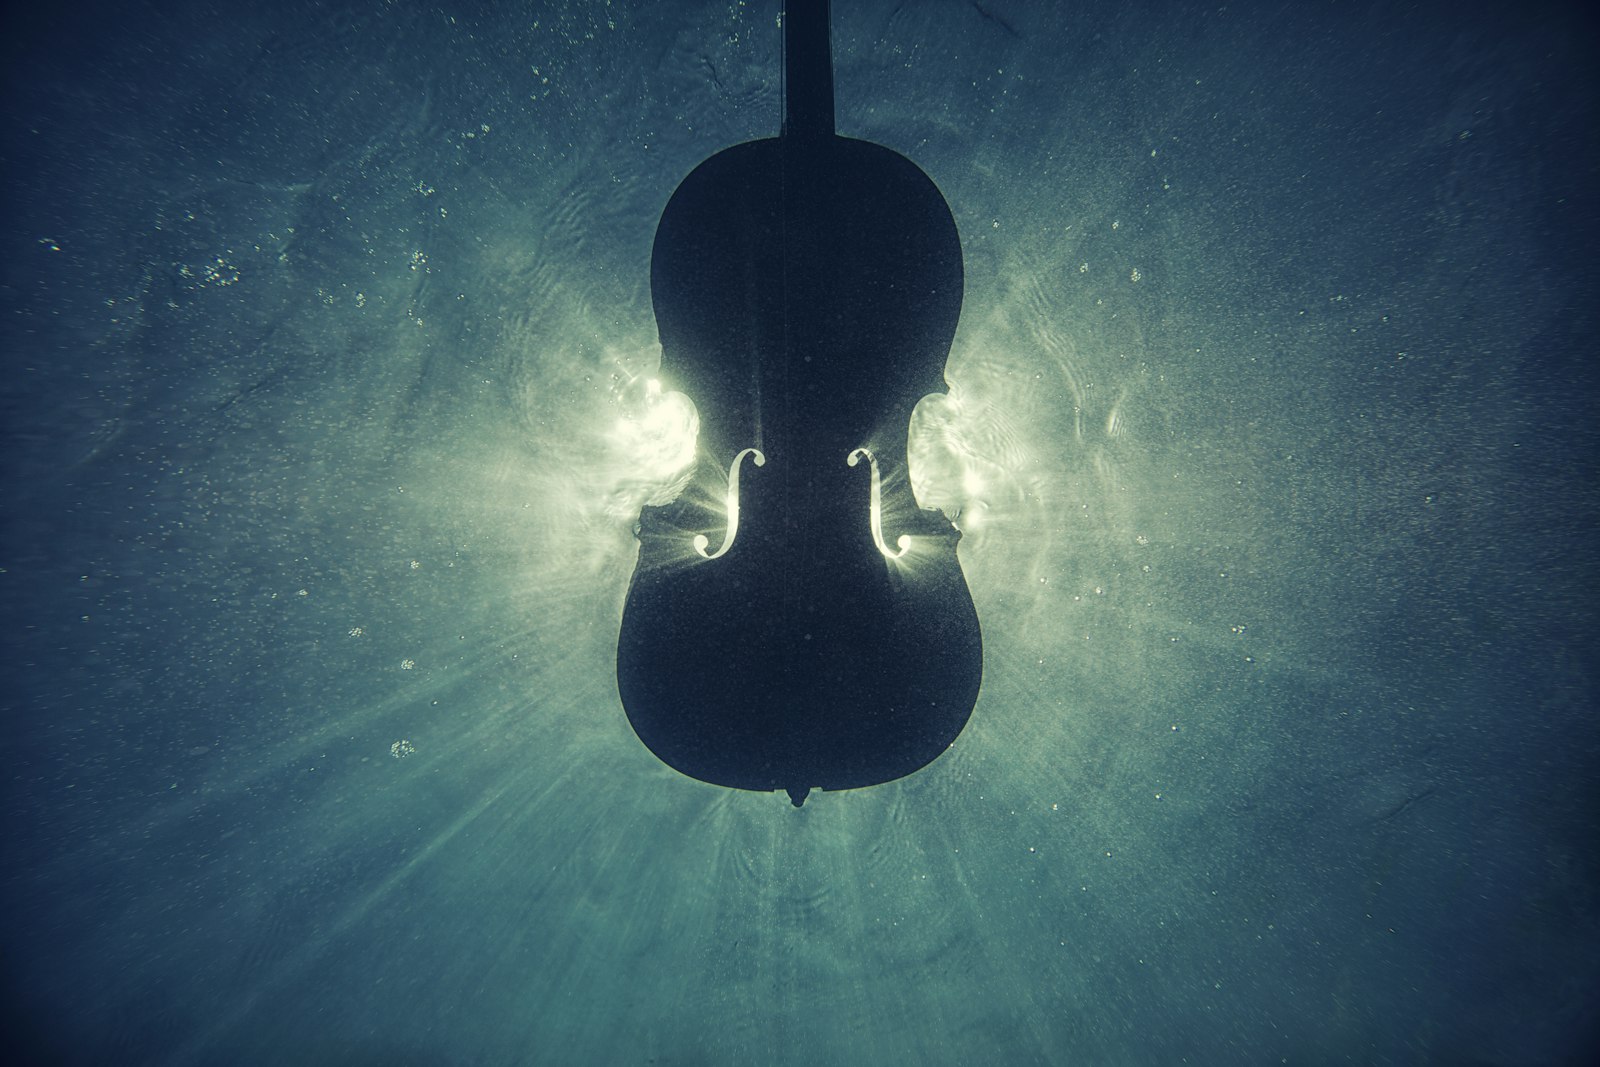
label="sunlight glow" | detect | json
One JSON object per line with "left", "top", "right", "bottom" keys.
{"left": 610, "top": 376, "right": 699, "bottom": 499}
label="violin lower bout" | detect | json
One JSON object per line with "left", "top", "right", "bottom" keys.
{"left": 616, "top": 498, "right": 981, "bottom": 800}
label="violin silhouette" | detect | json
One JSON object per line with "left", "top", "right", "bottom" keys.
{"left": 617, "top": 0, "right": 981, "bottom": 806}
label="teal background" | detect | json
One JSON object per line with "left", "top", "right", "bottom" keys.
{"left": 4, "top": 1, "right": 1596, "bottom": 1063}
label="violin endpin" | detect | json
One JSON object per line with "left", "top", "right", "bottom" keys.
{"left": 694, "top": 446, "right": 766, "bottom": 560}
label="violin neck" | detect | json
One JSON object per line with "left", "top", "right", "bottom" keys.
{"left": 782, "top": 0, "right": 835, "bottom": 139}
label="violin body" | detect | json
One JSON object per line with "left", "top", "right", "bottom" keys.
{"left": 616, "top": 1, "right": 981, "bottom": 804}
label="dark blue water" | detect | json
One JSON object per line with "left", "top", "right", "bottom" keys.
{"left": 4, "top": 1, "right": 1596, "bottom": 1064}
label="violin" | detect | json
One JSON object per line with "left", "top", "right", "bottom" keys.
{"left": 616, "top": 0, "right": 981, "bottom": 806}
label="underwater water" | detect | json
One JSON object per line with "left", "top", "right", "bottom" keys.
{"left": 3, "top": 0, "right": 1596, "bottom": 1063}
